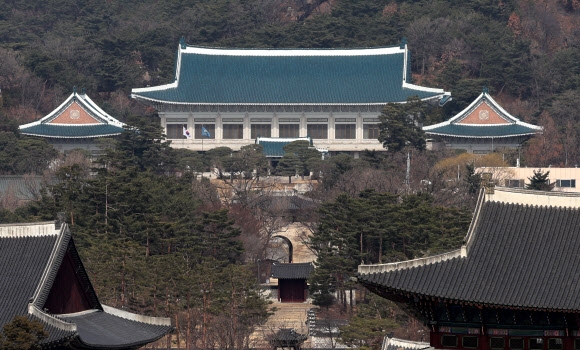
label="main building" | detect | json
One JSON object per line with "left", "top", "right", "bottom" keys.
{"left": 131, "top": 39, "right": 450, "bottom": 157}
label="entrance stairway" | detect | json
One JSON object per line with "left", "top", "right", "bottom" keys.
{"left": 250, "top": 302, "right": 314, "bottom": 349}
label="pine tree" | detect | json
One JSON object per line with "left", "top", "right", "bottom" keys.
{"left": 526, "top": 169, "right": 554, "bottom": 191}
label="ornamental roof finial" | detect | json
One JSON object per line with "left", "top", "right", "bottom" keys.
{"left": 73, "top": 86, "right": 77, "bottom": 94}
{"left": 180, "top": 37, "right": 186, "bottom": 49}
{"left": 400, "top": 38, "right": 407, "bottom": 49}
{"left": 483, "top": 86, "right": 489, "bottom": 94}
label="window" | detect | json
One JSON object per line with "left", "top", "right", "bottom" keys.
{"left": 463, "top": 336, "right": 478, "bottom": 349}
{"left": 548, "top": 338, "right": 563, "bottom": 350}
{"left": 441, "top": 335, "right": 457, "bottom": 347}
{"left": 307, "top": 124, "right": 328, "bottom": 139}
{"left": 510, "top": 338, "right": 524, "bottom": 349}
{"left": 490, "top": 337, "right": 505, "bottom": 350}
{"left": 167, "top": 124, "right": 187, "bottom": 139}
{"left": 556, "top": 179, "right": 576, "bottom": 188}
{"left": 223, "top": 124, "right": 243, "bottom": 139}
{"left": 195, "top": 124, "right": 215, "bottom": 139}
{"left": 529, "top": 338, "right": 544, "bottom": 350}
{"left": 251, "top": 124, "right": 271, "bottom": 139}
{"left": 279, "top": 124, "right": 299, "bottom": 138}
{"left": 363, "top": 124, "right": 380, "bottom": 139}
{"left": 574, "top": 338, "right": 580, "bottom": 350}
{"left": 506, "top": 179, "right": 524, "bottom": 188}
{"left": 335, "top": 124, "right": 356, "bottom": 139}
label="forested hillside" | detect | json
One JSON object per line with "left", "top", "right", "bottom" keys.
{"left": 1, "top": 0, "right": 580, "bottom": 165}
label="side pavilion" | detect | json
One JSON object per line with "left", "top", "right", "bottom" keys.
{"left": 423, "top": 89, "right": 541, "bottom": 153}
{"left": 19, "top": 89, "right": 125, "bottom": 153}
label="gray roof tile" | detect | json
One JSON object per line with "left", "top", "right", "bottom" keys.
{"left": 358, "top": 201, "right": 580, "bottom": 311}
{"left": 271, "top": 262, "right": 314, "bottom": 279}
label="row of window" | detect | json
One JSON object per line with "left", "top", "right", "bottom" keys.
{"left": 166, "top": 124, "right": 380, "bottom": 140}
{"left": 506, "top": 179, "right": 576, "bottom": 189}
{"left": 441, "top": 335, "right": 570, "bottom": 350}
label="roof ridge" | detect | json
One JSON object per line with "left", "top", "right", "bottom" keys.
{"left": 101, "top": 305, "right": 172, "bottom": 326}
{"left": 28, "top": 304, "right": 77, "bottom": 332}
{"left": 31, "top": 223, "right": 71, "bottom": 308}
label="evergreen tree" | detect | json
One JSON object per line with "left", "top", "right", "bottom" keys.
{"left": 0, "top": 316, "right": 47, "bottom": 350}
{"left": 526, "top": 169, "right": 554, "bottom": 191}
{"left": 378, "top": 96, "right": 427, "bottom": 153}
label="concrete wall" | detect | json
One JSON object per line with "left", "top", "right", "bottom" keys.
{"left": 479, "top": 167, "right": 580, "bottom": 192}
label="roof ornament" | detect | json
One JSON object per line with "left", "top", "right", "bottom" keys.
{"left": 82, "top": 87, "right": 86, "bottom": 95}
{"left": 73, "top": 86, "right": 77, "bottom": 101}
{"left": 55, "top": 212, "right": 66, "bottom": 230}
{"left": 483, "top": 86, "right": 489, "bottom": 94}
{"left": 400, "top": 38, "right": 407, "bottom": 49}
{"left": 180, "top": 37, "right": 186, "bottom": 49}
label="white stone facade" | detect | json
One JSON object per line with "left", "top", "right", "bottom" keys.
{"left": 161, "top": 108, "right": 384, "bottom": 154}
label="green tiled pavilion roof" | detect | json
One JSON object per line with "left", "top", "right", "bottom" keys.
{"left": 132, "top": 45, "right": 449, "bottom": 105}
{"left": 19, "top": 91, "right": 125, "bottom": 139}
{"left": 424, "top": 124, "right": 540, "bottom": 138}
{"left": 20, "top": 124, "right": 124, "bottom": 138}
{"left": 423, "top": 92, "right": 542, "bottom": 139}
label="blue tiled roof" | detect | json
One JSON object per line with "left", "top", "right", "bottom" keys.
{"left": 260, "top": 140, "right": 291, "bottom": 157}
{"left": 20, "top": 124, "right": 124, "bottom": 138}
{"left": 424, "top": 124, "right": 540, "bottom": 138}
{"left": 132, "top": 46, "right": 448, "bottom": 104}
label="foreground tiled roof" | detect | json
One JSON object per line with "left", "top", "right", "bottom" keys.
{"left": 19, "top": 91, "right": 125, "bottom": 139}
{"left": 271, "top": 262, "right": 314, "bottom": 279}
{"left": 131, "top": 43, "right": 450, "bottom": 105}
{"left": 62, "top": 307, "right": 171, "bottom": 349}
{"left": 358, "top": 189, "right": 580, "bottom": 311}
{"left": 0, "top": 222, "right": 172, "bottom": 349}
{"left": 423, "top": 92, "right": 541, "bottom": 138}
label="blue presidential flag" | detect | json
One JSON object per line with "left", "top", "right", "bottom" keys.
{"left": 202, "top": 126, "right": 211, "bottom": 138}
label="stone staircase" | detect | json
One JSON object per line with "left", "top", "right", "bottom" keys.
{"left": 250, "top": 302, "right": 315, "bottom": 349}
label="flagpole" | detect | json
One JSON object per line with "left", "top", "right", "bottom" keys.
{"left": 202, "top": 124, "right": 204, "bottom": 151}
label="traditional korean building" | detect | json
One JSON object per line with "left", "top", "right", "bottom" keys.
{"left": 0, "top": 221, "right": 172, "bottom": 349}
{"left": 358, "top": 187, "right": 580, "bottom": 350}
{"left": 423, "top": 90, "right": 541, "bottom": 153}
{"left": 131, "top": 39, "right": 450, "bottom": 157}
{"left": 19, "top": 89, "right": 125, "bottom": 153}
{"left": 271, "top": 262, "right": 314, "bottom": 303}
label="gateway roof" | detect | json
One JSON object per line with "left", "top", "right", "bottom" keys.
{"left": 423, "top": 91, "right": 542, "bottom": 139}
{"left": 271, "top": 262, "right": 314, "bottom": 279}
{"left": 358, "top": 188, "right": 580, "bottom": 311}
{"left": 0, "top": 222, "right": 172, "bottom": 349}
{"left": 131, "top": 41, "right": 450, "bottom": 105}
{"left": 19, "top": 91, "right": 124, "bottom": 139}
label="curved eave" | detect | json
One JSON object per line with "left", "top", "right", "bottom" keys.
{"left": 424, "top": 131, "right": 540, "bottom": 139}
{"left": 130, "top": 94, "right": 450, "bottom": 106}
{"left": 21, "top": 132, "right": 122, "bottom": 139}
{"left": 61, "top": 308, "right": 172, "bottom": 350}
{"left": 358, "top": 278, "right": 576, "bottom": 313}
